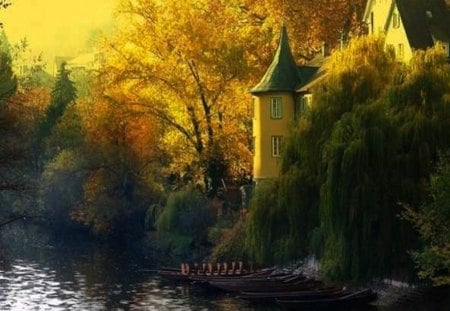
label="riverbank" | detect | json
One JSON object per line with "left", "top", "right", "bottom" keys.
{"left": 1, "top": 222, "right": 448, "bottom": 310}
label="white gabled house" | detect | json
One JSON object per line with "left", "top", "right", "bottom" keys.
{"left": 363, "top": 0, "right": 450, "bottom": 62}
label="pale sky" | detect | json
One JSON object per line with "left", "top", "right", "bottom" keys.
{"left": 0, "top": 0, "right": 117, "bottom": 62}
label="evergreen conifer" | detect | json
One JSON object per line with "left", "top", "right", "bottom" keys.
{"left": 39, "top": 62, "right": 77, "bottom": 139}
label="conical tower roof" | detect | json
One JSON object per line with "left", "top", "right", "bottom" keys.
{"left": 251, "top": 24, "right": 301, "bottom": 94}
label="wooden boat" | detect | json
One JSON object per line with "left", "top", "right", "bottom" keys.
{"left": 275, "top": 288, "right": 377, "bottom": 308}
{"left": 156, "top": 262, "right": 272, "bottom": 282}
{"left": 208, "top": 277, "right": 321, "bottom": 293}
{"left": 189, "top": 269, "right": 296, "bottom": 284}
{"left": 237, "top": 286, "right": 347, "bottom": 301}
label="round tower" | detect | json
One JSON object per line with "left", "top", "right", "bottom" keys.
{"left": 250, "top": 24, "right": 301, "bottom": 183}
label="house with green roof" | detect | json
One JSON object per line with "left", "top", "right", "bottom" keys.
{"left": 250, "top": 24, "right": 326, "bottom": 182}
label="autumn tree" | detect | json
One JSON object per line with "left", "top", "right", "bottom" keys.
{"left": 236, "top": 0, "right": 367, "bottom": 60}
{"left": 70, "top": 94, "right": 165, "bottom": 236}
{"left": 101, "top": 0, "right": 260, "bottom": 193}
{"left": 40, "top": 83, "right": 165, "bottom": 236}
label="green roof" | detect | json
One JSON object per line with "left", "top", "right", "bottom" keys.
{"left": 251, "top": 24, "right": 302, "bottom": 94}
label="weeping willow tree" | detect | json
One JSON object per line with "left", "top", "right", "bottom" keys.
{"left": 246, "top": 36, "right": 450, "bottom": 281}
{"left": 319, "top": 43, "right": 450, "bottom": 281}
{"left": 247, "top": 37, "right": 396, "bottom": 266}
{"left": 246, "top": 168, "right": 318, "bottom": 264}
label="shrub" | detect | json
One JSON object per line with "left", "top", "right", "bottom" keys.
{"left": 157, "top": 186, "right": 214, "bottom": 245}
{"left": 210, "top": 220, "right": 248, "bottom": 262}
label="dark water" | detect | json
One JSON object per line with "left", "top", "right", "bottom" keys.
{"left": 0, "top": 224, "right": 448, "bottom": 311}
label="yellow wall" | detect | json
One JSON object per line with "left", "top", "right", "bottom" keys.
{"left": 252, "top": 92, "right": 295, "bottom": 181}
{"left": 365, "top": 0, "right": 413, "bottom": 62}
{"left": 365, "top": 0, "right": 393, "bottom": 35}
{"left": 385, "top": 6, "right": 413, "bottom": 62}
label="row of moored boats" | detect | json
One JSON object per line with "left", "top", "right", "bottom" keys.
{"left": 154, "top": 262, "right": 378, "bottom": 308}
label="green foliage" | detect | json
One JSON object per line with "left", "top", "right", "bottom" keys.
{"left": 145, "top": 203, "right": 163, "bottom": 230}
{"left": 404, "top": 153, "right": 450, "bottom": 286}
{"left": 157, "top": 186, "right": 213, "bottom": 242}
{"left": 40, "top": 149, "right": 85, "bottom": 229}
{"left": 152, "top": 232, "right": 194, "bottom": 259}
{"left": 319, "top": 43, "right": 450, "bottom": 281}
{"left": 247, "top": 37, "right": 450, "bottom": 282}
{"left": 320, "top": 103, "right": 404, "bottom": 280}
{"left": 39, "top": 63, "right": 77, "bottom": 139}
{"left": 19, "top": 54, "right": 54, "bottom": 90}
{"left": 43, "top": 104, "right": 85, "bottom": 160}
{"left": 210, "top": 220, "right": 248, "bottom": 262}
{"left": 0, "top": 98, "right": 36, "bottom": 217}
{"left": 0, "top": 40, "right": 17, "bottom": 105}
{"left": 155, "top": 186, "right": 214, "bottom": 260}
{"left": 246, "top": 171, "right": 318, "bottom": 265}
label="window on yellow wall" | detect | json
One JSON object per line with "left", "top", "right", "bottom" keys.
{"left": 386, "top": 44, "right": 395, "bottom": 57}
{"left": 370, "top": 12, "right": 374, "bottom": 34}
{"left": 270, "top": 97, "right": 282, "bottom": 119}
{"left": 393, "top": 12, "right": 400, "bottom": 28}
{"left": 295, "top": 94, "right": 311, "bottom": 119}
{"left": 398, "top": 43, "right": 404, "bottom": 59}
{"left": 272, "top": 136, "right": 283, "bottom": 157}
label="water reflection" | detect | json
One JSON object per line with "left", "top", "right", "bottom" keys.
{"left": 0, "top": 258, "right": 271, "bottom": 310}
{"left": 0, "top": 224, "right": 448, "bottom": 310}
{"left": 0, "top": 224, "right": 274, "bottom": 310}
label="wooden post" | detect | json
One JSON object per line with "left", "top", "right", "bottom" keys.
{"left": 216, "top": 263, "right": 221, "bottom": 275}
{"left": 237, "top": 261, "right": 243, "bottom": 274}
{"left": 231, "top": 261, "right": 236, "bottom": 275}
{"left": 194, "top": 263, "right": 198, "bottom": 275}
{"left": 207, "top": 263, "right": 212, "bottom": 275}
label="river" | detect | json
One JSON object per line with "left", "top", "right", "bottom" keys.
{"left": 0, "top": 223, "right": 448, "bottom": 310}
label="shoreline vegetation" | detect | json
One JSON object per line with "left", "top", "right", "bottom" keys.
{"left": 0, "top": 0, "right": 449, "bottom": 295}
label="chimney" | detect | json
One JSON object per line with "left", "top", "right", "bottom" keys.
{"left": 321, "top": 41, "right": 330, "bottom": 57}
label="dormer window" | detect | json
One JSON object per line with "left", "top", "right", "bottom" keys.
{"left": 392, "top": 12, "right": 400, "bottom": 29}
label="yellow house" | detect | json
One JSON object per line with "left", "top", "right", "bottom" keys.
{"left": 363, "top": 0, "right": 450, "bottom": 62}
{"left": 250, "top": 24, "right": 326, "bottom": 182}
